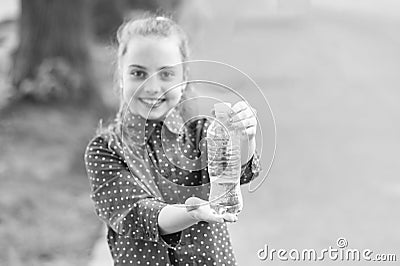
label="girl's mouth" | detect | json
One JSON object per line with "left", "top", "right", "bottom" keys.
{"left": 139, "top": 98, "right": 166, "bottom": 109}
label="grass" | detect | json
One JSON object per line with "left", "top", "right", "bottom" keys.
{"left": 0, "top": 101, "right": 110, "bottom": 265}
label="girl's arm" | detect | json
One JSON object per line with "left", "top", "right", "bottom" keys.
{"left": 158, "top": 197, "right": 237, "bottom": 235}
{"left": 158, "top": 204, "right": 198, "bottom": 235}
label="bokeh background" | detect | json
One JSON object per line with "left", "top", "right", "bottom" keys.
{"left": 0, "top": 0, "right": 399, "bottom": 265}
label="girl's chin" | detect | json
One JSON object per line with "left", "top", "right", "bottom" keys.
{"left": 138, "top": 108, "right": 168, "bottom": 121}
{"left": 129, "top": 100, "right": 179, "bottom": 120}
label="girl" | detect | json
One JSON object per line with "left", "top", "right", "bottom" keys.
{"left": 84, "top": 14, "right": 260, "bottom": 266}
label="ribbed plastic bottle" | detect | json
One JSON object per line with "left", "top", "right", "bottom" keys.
{"left": 207, "top": 102, "right": 243, "bottom": 215}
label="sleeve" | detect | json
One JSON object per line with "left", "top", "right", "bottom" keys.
{"left": 84, "top": 135, "right": 173, "bottom": 245}
{"left": 240, "top": 150, "right": 261, "bottom": 185}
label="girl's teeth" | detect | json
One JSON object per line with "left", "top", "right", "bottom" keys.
{"left": 141, "top": 99, "right": 164, "bottom": 105}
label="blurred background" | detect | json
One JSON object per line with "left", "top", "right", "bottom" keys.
{"left": 0, "top": 0, "right": 399, "bottom": 265}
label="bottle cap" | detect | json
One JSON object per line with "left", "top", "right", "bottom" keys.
{"left": 214, "top": 102, "right": 232, "bottom": 114}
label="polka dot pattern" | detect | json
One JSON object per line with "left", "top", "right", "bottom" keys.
{"left": 84, "top": 108, "right": 260, "bottom": 265}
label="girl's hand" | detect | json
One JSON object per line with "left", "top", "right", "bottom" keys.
{"left": 230, "top": 101, "right": 257, "bottom": 141}
{"left": 185, "top": 197, "right": 238, "bottom": 223}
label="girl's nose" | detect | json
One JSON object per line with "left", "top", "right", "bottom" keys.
{"left": 143, "top": 76, "right": 162, "bottom": 94}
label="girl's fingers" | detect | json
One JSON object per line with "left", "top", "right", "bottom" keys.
{"left": 244, "top": 126, "right": 257, "bottom": 137}
{"left": 231, "top": 113, "right": 253, "bottom": 123}
{"left": 231, "top": 103, "right": 257, "bottom": 126}
{"left": 232, "top": 116, "right": 257, "bottom": 129}
{"left": 209, "top": 214, "right": 225, "bottom": 223}
{"left": 207, "top": 212, "right": 237, "bottom": 223}
{"left": 212, "top": 101, "right": 257, "bottom": 126}
{"left": 222, "top": 213, "right": 238, "bottom": 223}
{"left": 203, "top": 205, "right": 238, "bottom": 223}
{"left": 231, "top": 101, "right": 248, "bottom": 115}
{"left": 236, "top": 126, "right": 257, "bottom": 142}
{"left": 202, "top": 208, "right": 224, "bottom": 223}
{"left": 186, "top": 197, "right": 226, "bottom": 223}
{"left": 232, "top": 101, "right": 257, "bottom": 116}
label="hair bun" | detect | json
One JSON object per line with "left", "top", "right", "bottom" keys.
{"left": 155, "top": 16, "right": 169, "bottom": 21}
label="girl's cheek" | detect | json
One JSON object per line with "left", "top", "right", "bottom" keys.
{"left": 166, "top": 87, "right": 183, "bottom": 101}
{"left": 122, "top": 87, "right": 138, "bottom": 104}
{"left": 123, "top": 80, "right": 141, "bottom": 96}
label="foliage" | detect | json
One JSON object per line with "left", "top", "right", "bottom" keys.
{"left": 18, "top": 57, "right": 85, "bottom": 102}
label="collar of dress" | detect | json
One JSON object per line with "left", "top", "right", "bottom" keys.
{"left": 121, "top": 107, "right": 186, "bottom": 145}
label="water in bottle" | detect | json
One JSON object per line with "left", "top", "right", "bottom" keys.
{"left": 207, "top": 102, "right": 243, "bottom": 215}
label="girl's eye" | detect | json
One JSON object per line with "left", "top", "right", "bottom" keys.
{"left": 130, "top": 70, "right": 147, "bottom": 79}
{"left": 160, "top": 70, "right": 175, "bottom": 80}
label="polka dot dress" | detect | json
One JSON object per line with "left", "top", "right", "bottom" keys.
{"left": 84, "top": 107, "right": 261, "bottom": 266}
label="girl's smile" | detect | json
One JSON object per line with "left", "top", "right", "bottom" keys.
{"left": 139, "top": 97, "right": 166, "bottom": 108}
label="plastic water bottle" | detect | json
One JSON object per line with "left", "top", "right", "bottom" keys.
{"left": 207, "top": 102, "right": 243, "bottom": 215}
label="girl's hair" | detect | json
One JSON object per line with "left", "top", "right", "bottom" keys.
{"left": 98, "top": 13, "right": 198, "bottom": 138}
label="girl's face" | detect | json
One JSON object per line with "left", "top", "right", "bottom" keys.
{"left": 120, "top": 35, "right": 185, "bottom": 120}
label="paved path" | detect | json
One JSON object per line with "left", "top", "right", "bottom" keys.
{"left": 88, "top": 227, "right": 113, "bottom": 266}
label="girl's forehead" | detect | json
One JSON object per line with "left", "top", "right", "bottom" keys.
{"left": 123, "top": 35, "right": 182, "bottom": 67}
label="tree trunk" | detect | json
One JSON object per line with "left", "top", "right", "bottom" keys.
{"left": 12, "top": 0, "right": 101, "bottom": 104}
{"left": 92, "top": 0, "right": 123, "bottom": 42}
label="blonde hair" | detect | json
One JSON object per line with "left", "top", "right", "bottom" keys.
{"left": 98, "top": 14, "right": 197, "bottom": 138}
